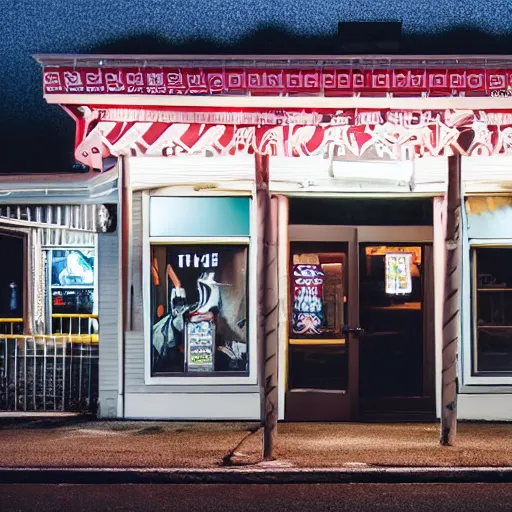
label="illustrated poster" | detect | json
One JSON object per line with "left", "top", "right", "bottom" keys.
{"left": 385, "top": 253, "right": 412, "bottom": 295}
{"left": 291, "top": 264, "right": 325, "bottom": 335}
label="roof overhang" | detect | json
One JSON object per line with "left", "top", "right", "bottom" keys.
{"left": 0, "top": 169, "right": 118, "bottom": 204}
{"left": 33, "top": 54, "right": 512, "bottom": 167}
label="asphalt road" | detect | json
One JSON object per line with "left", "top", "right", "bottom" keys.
{"left": 1, "top": 484, "right": 512, "bottom": 512}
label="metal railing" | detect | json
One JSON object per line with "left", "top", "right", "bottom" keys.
{"left": 0, "top": 318, "right": 24, "bottom": 336}
{"left": 0, "top": 315, "right": 99, "bottom": 413}
{"left": 51, "top": 314, "right": 99, "bottom": 343}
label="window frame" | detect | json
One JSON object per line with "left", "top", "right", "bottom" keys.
{"left": 464, "top": 239, "right": 512, "bottom": 385}
{"left": 142, "top": 192, "right": 258, "bottom": 385}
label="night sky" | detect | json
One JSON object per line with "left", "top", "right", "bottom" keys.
{"left": 1, "top": 0, "right": 512, "bottom": 174}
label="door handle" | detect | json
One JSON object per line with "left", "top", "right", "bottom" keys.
{"left": 342, "top": 326, "right": 365, "bottom": 336}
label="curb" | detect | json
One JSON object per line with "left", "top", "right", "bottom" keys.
{"left": 2, "top": 467, "right": 512, "bottom": 484}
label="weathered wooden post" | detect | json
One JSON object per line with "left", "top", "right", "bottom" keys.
{"left": 255, "top": 153, "right": 279, "bottom": 460}
{"left": 440, "top": 154, "right": 462, "bottom": 446}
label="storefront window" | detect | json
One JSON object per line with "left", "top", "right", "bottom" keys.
{"left": 150, "top": 243, "right": 249, "bottom": 376}
{"left": 49, "top": 248, "right": 96, "bottom": 335}
{"left": 472, "top": 247, "right": 512, "bottom": 373}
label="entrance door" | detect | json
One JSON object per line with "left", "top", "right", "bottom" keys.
{"left": 285, "top": 226, "right": 360, "bottom": 421}
{"left": 358, "top": 242, "right": 435, "bottom": 420}
{"left": 284, "top": 225, "right": 435, "bottom": 421}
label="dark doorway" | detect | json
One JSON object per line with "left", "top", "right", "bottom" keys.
{"left": 289, "top": 198, "right": 433, "bottom": 226}
{"left": 358, "top": 243, "right": 435, "bottom": 420}
{"left": 0, "top": 233, "right": 24, "bottom": 319}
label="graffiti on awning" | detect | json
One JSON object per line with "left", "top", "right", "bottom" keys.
{"left": 74, "top": 108, "right": 512, "bottom": 169}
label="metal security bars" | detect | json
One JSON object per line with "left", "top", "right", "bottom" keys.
{"left": 0, "top": 205, "right": 97, "bottom": 246}
{"left": 0, "top": 315, "right": 98, "bottom": 412}
{"left": 0, "top": 205, "right": 97, "bottom": 231}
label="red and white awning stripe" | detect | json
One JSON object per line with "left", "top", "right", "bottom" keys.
{"left": 75, "top": 109, "right": 512, "bottom": 169}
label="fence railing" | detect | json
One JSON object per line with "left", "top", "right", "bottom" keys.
{"left": 0, "top": 318, "right": 24, "bottom": 336}
{"left": 51, "top": 314, "right": 99, "bottom": 343}
{"left": 0, "top": 315, "right": 99, "bottom": 412}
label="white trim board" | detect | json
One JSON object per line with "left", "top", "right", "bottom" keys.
{"left": 124, "top": 392, "right": 260, "bottom": 420}
{"left": 458, "top": 394, "right": 512, "bottom": 421}
{"left": 128, "top": 155, "right": 255, "bottom": 192}
{"left": 44, "top": 94, "right": 512, "bottom": 110}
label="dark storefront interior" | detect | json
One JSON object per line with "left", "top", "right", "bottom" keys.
{"left": 0, "top": 233, "right": 24, "bottom": 321}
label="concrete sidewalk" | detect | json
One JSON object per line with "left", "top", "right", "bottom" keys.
{"left": 1, "top": 416, "right": 512, "bottom": 471}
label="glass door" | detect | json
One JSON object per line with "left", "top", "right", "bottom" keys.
{"left": 358, "top": 242, "right": 435, "bottom": 419}
{"left": 285, "top": 227, "right": 360, "bottom": 421}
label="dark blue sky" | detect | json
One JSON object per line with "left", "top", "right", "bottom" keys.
{"left": 2, "top": 0, "right": 512, "bottom": 173}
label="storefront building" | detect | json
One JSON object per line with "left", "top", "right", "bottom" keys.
{"left": 0, "top": 173, "right": 117, "bottom": 411}
{"left": 4, "top": 54, "right": 511, "bottom": 421}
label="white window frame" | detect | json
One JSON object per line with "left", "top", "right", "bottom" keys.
{"left": 142, "top": 191, "right": 258, "bottom": 385}
{"left": 463, "top": 238, "right": 512, "bottom": 386}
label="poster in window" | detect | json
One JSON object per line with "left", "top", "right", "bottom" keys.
{"left": 151, "top": 244, "right": 248, "bottom": 375}
{"left": 385, "top": 253, "right": 412, "bottom": 295}
{"left": 292, "top": 264, "right": 326, "bottom": 335}
{"left": 51, "top": 249, "right": 95, "bottom": 287}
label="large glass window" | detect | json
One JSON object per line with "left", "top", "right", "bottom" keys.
{"left": 472, "top": 247, "right": 512, "bottom": 374}
{"left": 48, "top": 248, "right": 96, "bottom": 336}
{"left": 150, "top": 243, "right": 249, "bottom": 376}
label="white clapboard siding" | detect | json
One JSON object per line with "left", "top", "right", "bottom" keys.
{"left": 131, "top": 192, "right": 144, "bottom": 332}
{"left": 125, "top": 331, "right": 146, "bottom": 388}
{"left": 98, "top": 232, "right": 120, "bottom": 394}
{"left": 128, "top": 155, "right": 255, "bottom": 192}
{"left": 125, "top": 192, "right": 146, "bottom": 389}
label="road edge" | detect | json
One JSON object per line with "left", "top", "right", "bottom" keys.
{"left": 2, "top": 467, "right": 512, "bottom": 484}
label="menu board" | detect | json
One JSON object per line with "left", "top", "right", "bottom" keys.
{"left": 186, "top": 313, "right": 215, "bottom": 372}
{"left": 385, "top": 253, "right": 412, "bottom": 295}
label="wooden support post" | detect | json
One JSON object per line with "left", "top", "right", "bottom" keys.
{"left": 255, "top": 153, "right": 279, "bottom": 460}
{"left": 440, "top": 155, "right": 462, "bottom": 446}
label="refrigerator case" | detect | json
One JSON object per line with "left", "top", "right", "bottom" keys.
{"left": 186, "top": 312, "right": 215, "bottom": 372}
